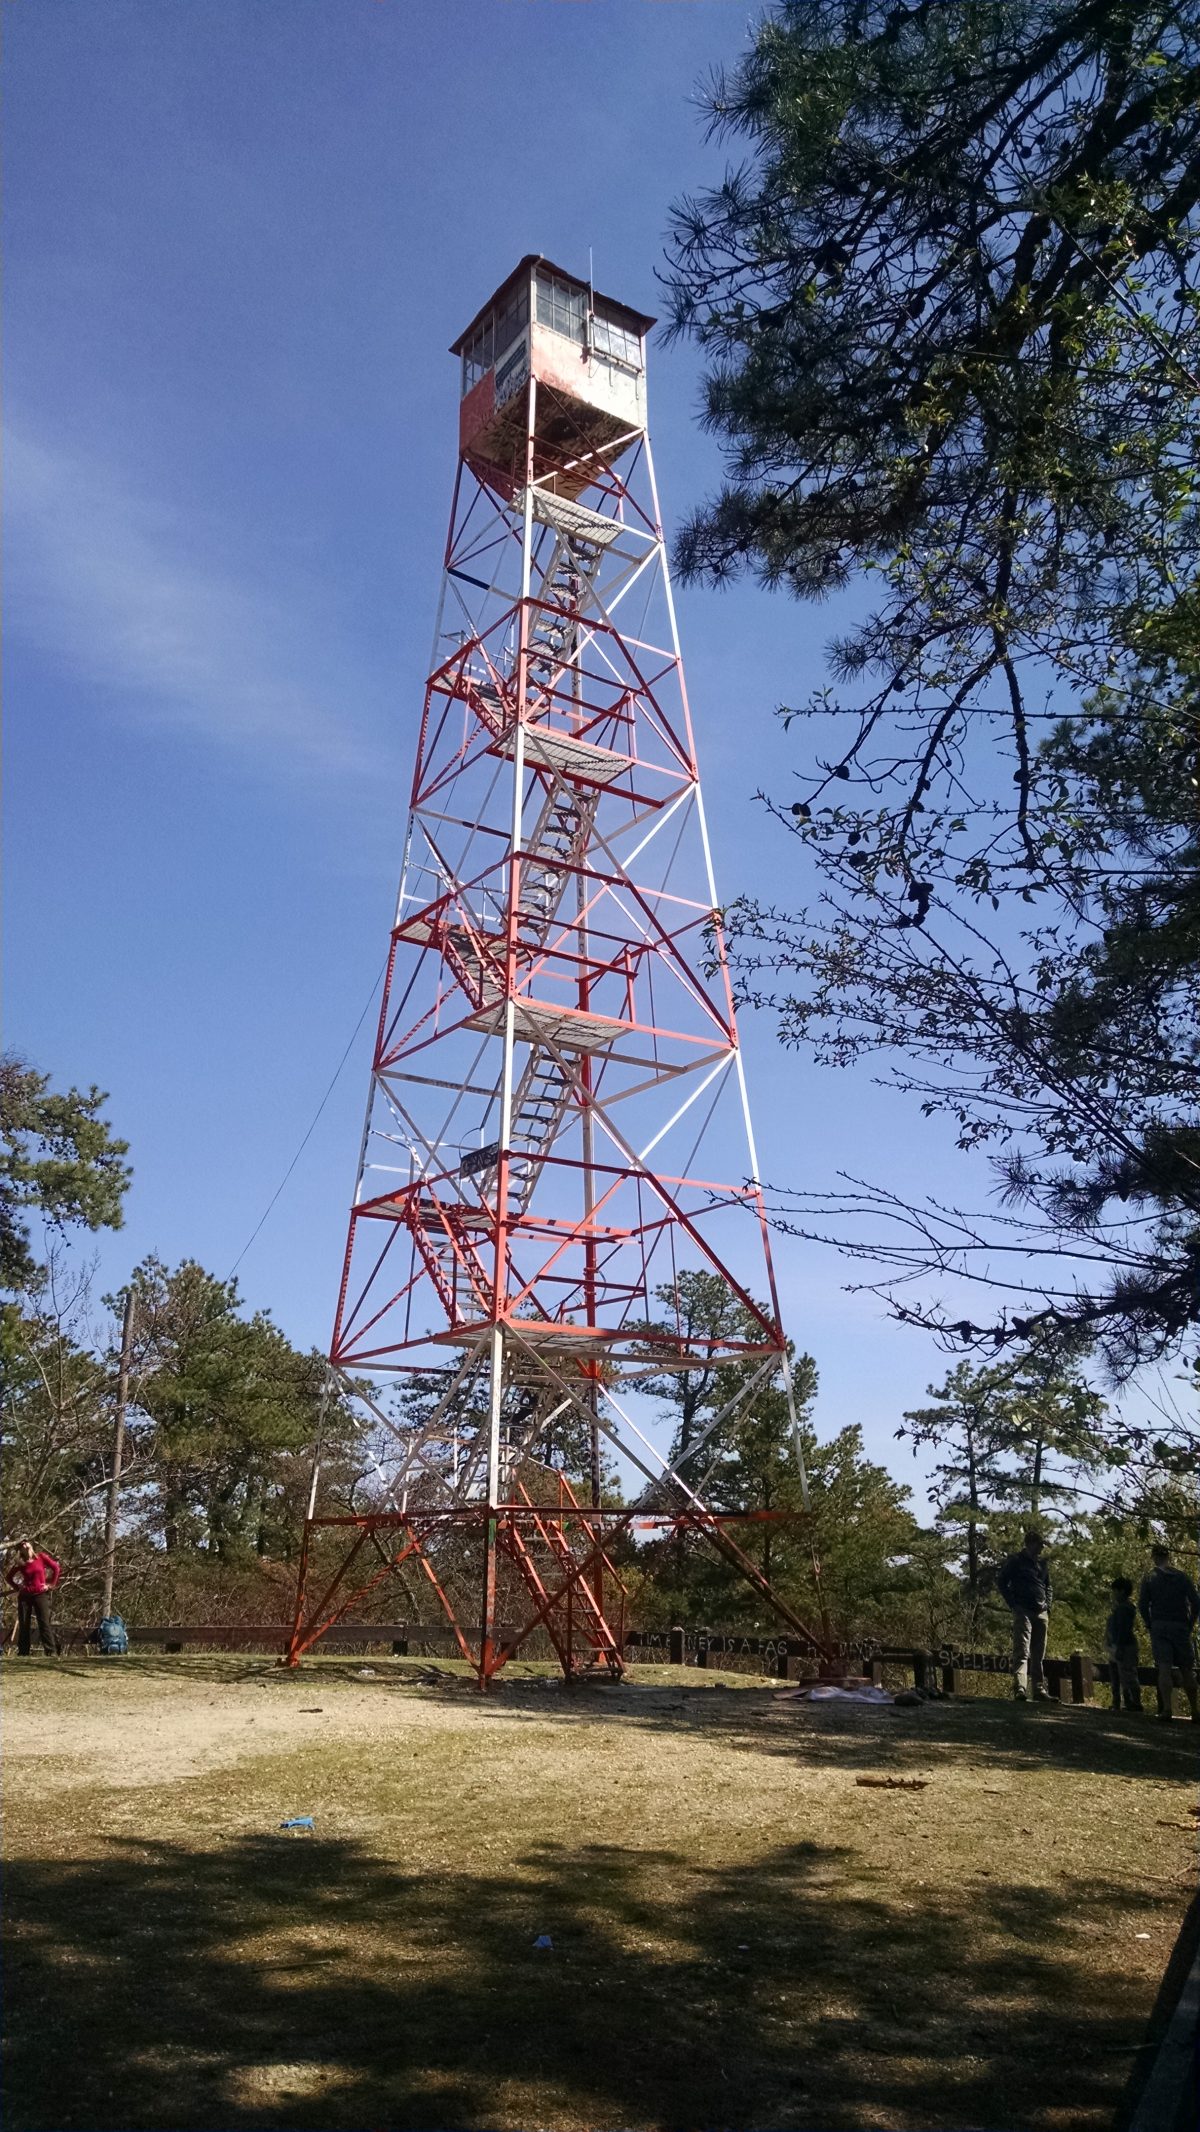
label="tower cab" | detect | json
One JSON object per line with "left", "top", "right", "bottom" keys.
{"left": 450, "top": 257, "right": 654, "bottom": 496}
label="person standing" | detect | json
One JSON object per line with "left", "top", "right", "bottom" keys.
{"left": 1104, "top": 1576, "right": 1143, "bottom": 1713}
{"left": 1138, "top": 1542, "right": 1200, "bottom": 1723}
{"left": 997, "top": 1529, "right": 1052, "bottom": 1701}
{"left": 6, "top": 1540, "right": 62, "bottom": 1656}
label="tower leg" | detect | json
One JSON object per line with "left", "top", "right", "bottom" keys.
{"left": 479, "top": 1323, "right": 505, "bottom": 1686}
{"left": 284, "top": 1517, "right": 312, "bottom": 1668}
{"left": 587, "top": 1385, "right": 604, "bottom": 1651}
{"left": 283, "top": 1438, "right": 322, "bottom": 1667}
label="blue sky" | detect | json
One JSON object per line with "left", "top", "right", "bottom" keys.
{"left": 6, "top": 0, "right": 998, "bottom": 1496}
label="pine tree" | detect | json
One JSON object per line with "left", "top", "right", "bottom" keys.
{"left": 664, "top": 0, "right": 1200, "bottom": 1370}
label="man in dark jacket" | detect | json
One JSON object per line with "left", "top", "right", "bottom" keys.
{"left": 1104, "top": 1577, "right": 1143, "bottom": 1713}
{"left": 997, "top": 1530, "right": 1052, "bottom": 1701}
{"left": 1138, "top": 1543, "right": 1199, "bottom": 1723}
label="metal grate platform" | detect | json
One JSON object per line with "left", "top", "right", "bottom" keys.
{"left": 465, "top": 999, "right": 635, "bottom": 1051}
{"left": 494, "top": 725, "right": 632, "bottom": 785}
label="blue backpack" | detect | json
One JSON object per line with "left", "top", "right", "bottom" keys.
{"left": 96, "top": 1614, "right": 128, "bottom": 1655}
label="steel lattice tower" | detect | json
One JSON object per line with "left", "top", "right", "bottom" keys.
{"left": 287, "top": 258, "right": 828, "bottom": 1682}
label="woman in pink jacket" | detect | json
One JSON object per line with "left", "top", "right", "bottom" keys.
{"left": 6, "top": 1540, "right": 62, "bottom": 1656}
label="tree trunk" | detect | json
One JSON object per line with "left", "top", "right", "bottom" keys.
{"left": 163, "top": 1468, "right": 183, "bottom": 1553}
{"left": 965, "top": 1435, "right": 980, "bottom": 1600}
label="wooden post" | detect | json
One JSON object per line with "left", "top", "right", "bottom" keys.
{"left": 912, "top": 1649, "right": 927, "bottom": 1692}
{"left": 669, "top": 1624, "right": 684, "bottom": 1667}
{"left": 870, "top": 1657, "right": 884, "bottom": 1688}
{"left": 941, "top": 1662, "right": 957, "bottom": 1696}
{"left": 392, "top": 1636, "right": 409, "bottom": 1657}
{"left": 101, "top": 1289, "right": 136, "bottom": 1622}
{"left": 1069, "top": 1652, "right": 1090, "bottom": 1704}
{"left": 697, "top": 1631, "right": 709, "bottom": 1670}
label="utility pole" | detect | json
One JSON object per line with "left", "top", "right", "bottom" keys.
{"left": 101, "top": 1289, "right": 136, "bottom": 1619}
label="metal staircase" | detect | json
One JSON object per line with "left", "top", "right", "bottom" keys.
{"left": 527, "top": 539, "right": 598, "bottom": 695}
{"left": 443, "top": 921, "right": 504, "bottom": 1014}
{"left": 439, "top": 762, "right": 600, "bottom": 1016}
{"left": 407, "top": 1197, "right": 491, "bottom": 1329}
{"left": 437, "top": 506, "right": 625, "bottom": 1228}
{"left": 505, "top": 1047, "right": 576, "bottom": 1213}
{"left": 504, "top": 1478, "right": 624, "bottom": 1676}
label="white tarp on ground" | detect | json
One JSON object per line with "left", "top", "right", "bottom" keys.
{"left": 785, "top": 1684, "right": 895, "bottom": 1704}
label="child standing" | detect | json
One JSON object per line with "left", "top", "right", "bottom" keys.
{"left": 1105, "top": 1576, "right": 1143, "bottom": 1712}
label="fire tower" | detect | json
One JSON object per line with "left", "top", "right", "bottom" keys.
{"left": 287, "top": 258, "right": 828, "bottom": 1681}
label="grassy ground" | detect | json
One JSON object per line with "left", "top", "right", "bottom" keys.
{"left": 2, "top": 1653, "right": 1196, "bottom": 2132}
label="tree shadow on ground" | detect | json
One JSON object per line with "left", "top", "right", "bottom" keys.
{"left": 3, "top": 1824, "right": 1179, "bottom": 2131}
{"left": 18, "top": 1652, "right": 1198, "bottom": 1785}
{"left": 6, "top": 1653, "right": 551, "bottom": 1690}
{"left": 458, "top": 1675, "right": 1200, "bottom": 1787}
{"left": 111, "top": 1648, "right": 1200, "bottom": 1784}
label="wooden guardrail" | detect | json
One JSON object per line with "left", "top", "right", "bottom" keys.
{"left": 29, "top": 1621, "right": 1155, "bottom": 1707}
{"left": 624, "top": 1629, "right": 1152, "bottom": 1706}
{"left": 625, "top": 1627, "right": 800, "bottom": 1676}
{"left": 40, "top": 1621, "right": 529, "bottom": 1657}
{"left": 869, "top": 1644, "right": 1098, "bottom": 1704}
{"left": 107, "top": 1622, "right": 466, "bottom": 1654}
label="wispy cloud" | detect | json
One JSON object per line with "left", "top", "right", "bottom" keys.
{"left": 6, "top": 423, "right": 382, "bottom": 788}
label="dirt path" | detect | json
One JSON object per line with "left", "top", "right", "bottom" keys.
{"left": 4, "top": 1661, "right": 485, "bottom": 1787}
{"left": 1, "top": 1656, "right": 725, "bottom": 1790}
